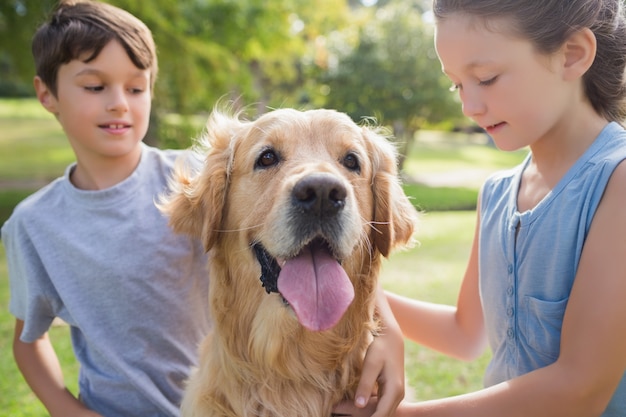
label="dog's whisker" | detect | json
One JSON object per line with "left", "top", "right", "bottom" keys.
{"left": 212, "top": 222, "right": 266, "bottom": 234}
{"left": 361, "top": 236, "right": 375, "bottom": 271}
{"left": 365, "top": 222, "right": 382, "bottom": 236}
{"left": 367, "top": 219, "right": 391, "bottom": 228}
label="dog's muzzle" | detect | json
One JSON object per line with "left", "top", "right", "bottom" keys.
{"left": 250, "top": 173, "right": 357, "bottom": 332}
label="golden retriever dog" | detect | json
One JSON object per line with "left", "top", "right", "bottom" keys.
{"left": 159, "top": 108, "right": 418, "bottom": 417}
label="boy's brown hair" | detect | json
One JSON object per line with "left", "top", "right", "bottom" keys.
{"left": 32, "top": 0, "right": 158, "bottom": 97}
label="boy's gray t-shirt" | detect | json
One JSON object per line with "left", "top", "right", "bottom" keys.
{"left": 1, "top": 144, "right": 211, "bottom": 417}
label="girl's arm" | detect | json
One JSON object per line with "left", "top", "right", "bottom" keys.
{"left": 344, "top": 204, "right": 486, "bottom": 417}
{"left": 395, "top": 161, "right": 626, "bottom": 417}
{"left": 335, "top": 208, "right": 485, "bottom": 417}
{"left": 13, "top": 319, "right": 102, "bottom": 417}
{"left": 351, "top": 284, "right": 406, "bottom": 417}
{"left": 387, "top": 209, "right": 486, "bottom": 361}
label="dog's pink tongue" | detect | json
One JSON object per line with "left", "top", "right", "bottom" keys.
{"left": 278, "top": 244, "right": 354, "bottom": 332}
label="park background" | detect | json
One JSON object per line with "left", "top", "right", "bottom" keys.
{"left": 0, "top": 0, "right": 527, "bottom": 414}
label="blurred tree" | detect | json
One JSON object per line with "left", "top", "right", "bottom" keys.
{"left": 0, "top": 1, "right": 57, "bottom": 96}
{"left": 111, "top": 0, "right": 308, "bottom": 112}
{"left": 0, "top": 0, "right": 344, "bottom": 145}
{"left": 0, "top": 0, "right": 463, "bottom": 154}
{"left": 320, "top": 0, "right": 463, "bottom": 167}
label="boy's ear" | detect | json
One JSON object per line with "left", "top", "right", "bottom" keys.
{"left": 561, "top": 27, "right": 596, "bottom": 81}
{"left": 33, "top": 76, "right": 58, "bottom": 114}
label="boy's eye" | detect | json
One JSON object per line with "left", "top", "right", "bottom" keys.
{"left": 84, "top": 85, "right": 104, "bottom": 92}
{"left": 129, "top": 88, "right": 144, "bottom": 94}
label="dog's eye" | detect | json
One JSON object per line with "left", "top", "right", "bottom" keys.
{"left": 342, "top": 153, "right": 360, "bottom": 173}
{"left": 256, "top": 149, "right": 280, "bottom": 169}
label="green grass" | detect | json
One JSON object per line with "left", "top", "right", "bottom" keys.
{"left": 406, "top": 130, "right": 526, "bottom": 174}
{"left": 0, "top": 99, "right": 73, "bottom": 183}
{"left": 404, "top": 183, "right": 478, "bottom": 212}
{"left": 381, "top": 211, "right": 490, "bottom": 398}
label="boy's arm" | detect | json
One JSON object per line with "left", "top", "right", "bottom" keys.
{"left": 13, "top": 319, "right": 102, "bottom": 417}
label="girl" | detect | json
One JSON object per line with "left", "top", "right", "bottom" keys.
{"left": 345, "top": 0, "right": 626, "bottom": 416}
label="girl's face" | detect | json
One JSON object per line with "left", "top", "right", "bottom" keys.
{"left": 435, "top": 14, "right": 575, "bottom": 151}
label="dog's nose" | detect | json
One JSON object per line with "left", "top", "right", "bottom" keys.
{"left": 292, "top": 174, "right": 346, "bottom": 217}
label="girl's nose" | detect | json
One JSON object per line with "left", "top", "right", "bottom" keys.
{"left": 460, "top": 87, "right": 486, "bottom": 118}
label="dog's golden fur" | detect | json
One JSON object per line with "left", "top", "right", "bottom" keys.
{"left": 160, "top": 108, "right": 417, "bottom": 417}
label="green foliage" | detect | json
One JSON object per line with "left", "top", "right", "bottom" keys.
{"left": 0, "top": 1, "right": 460, "bottom": 143}
{"left": 321, "top": 2, "right": 462, "bottom": 132}
{"left": 0, "top": 190, "right": 33, "bottom": 227}
{"left": 319, "top": 1, "right": 465, "bottom": 170}
{"left": 0, "top": 99, "right": 72, "bottom": 185}
{"left": 107, "top": 0, "right": 352, "bottom": 114}
{"left": 0, "top": 1, "right": 57, "bottom": 91}
{"left": 404, "top": 183, "right": 478, "bottom": 211}
{"left": 0, "top": 79, "right": 32, "bottom": 98}
{"left": 156, "top": 113, "right": 207, "bottom": 150}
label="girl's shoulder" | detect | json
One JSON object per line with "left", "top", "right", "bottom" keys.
{"left": 480, "top": 155, "right": 528, "bottom": 198}
{"left": 596, "top": 122, "right": 626, "bottom": 158}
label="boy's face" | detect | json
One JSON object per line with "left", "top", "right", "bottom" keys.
{"left": 35, "top": 40, "right": 152, "bottom": 164}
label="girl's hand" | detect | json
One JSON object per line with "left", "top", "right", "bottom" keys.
{"left": 333, "top": 396, "right": 379, "bottom": 417}
{"left": 353, "top": 286, "right": 405, "bottom": 417}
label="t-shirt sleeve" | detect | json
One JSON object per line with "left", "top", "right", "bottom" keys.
{"left": 2, "top": 215, "right": 56, "bottom": 342}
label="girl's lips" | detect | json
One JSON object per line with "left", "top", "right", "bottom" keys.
{"left": 484, "top": 122, "right": 505, "bottom": 134}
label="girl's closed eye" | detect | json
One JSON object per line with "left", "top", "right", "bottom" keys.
{"left": 478, "top": 75, "right": 498, "bottom": 86}
{"left": 448, "top": 74, "right": 498, "bottom": 92}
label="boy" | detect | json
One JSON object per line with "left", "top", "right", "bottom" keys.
{"left": 1, "top": 1, "right": 211, "bottom": 415}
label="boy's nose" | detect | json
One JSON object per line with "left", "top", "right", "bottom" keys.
{"left": 106, "top": 88, "right": 129, "bottom": 113}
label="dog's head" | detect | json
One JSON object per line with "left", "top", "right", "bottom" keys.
{"left": 160, "top": 108, "right": 417, "bottom": 332}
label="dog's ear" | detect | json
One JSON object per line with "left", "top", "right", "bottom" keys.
{"left": 159, "top": 111, "right": 240, "bottom": 251}
{"left": 364, "top": 127, "right": 418, "bottom": 257}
